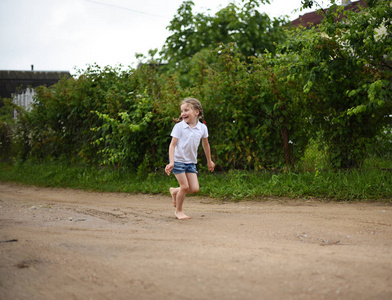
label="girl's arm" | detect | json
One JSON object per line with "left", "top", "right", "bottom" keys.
{"left": 202, "top": 137, "right": 215, "bottom": 172}
{"left": 165, "top": 137, "right": 178, "bottom": 176}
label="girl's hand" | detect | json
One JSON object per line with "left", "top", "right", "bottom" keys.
{"left": 165, "top": 163, "right": 174, "bottom": 176}
{"left": 208, "top": 160, "right": 215, "bottom": 172}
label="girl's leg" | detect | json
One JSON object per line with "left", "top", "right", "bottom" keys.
{"left": 174, "top": 173, "right": 190, "bottom": 219}
{"left": 186, "top": 172, "right": 199, "bottom": 194}
{"left": 173, "top": 172, "right": 199, "bottom": 219}
{"left": 170, "top": 187, "right": 180, "bottom": 207}
{"left": 170, "top": 173, "right": 199, "bottom": 208}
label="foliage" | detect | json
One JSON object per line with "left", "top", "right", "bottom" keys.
{"left": 160, "top": 0, "right": 288, "bottom": 85}
{"left": 370, "top": 125, "right": 392, "bottom": 161}
{"left": 181, "top": 43, "right": 310, "bottom": 169}
{"left": 18, "top": 65, "right": 156, "bottom": 165}
{"left": 90, "top": 91, "right": 153, "bottom": 168}
{"left": 6, "top": 46, "right": 312, "bottom": 171}
{"left": 0, "top": 99, "right": 17, "bottom": 161}
{"left": 279, "top": 0, "right": 392, "bottom": 168}
{"left": 6, "top": 63, "right": 185, "bottom": 171}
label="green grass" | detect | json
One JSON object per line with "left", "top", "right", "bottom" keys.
{"left": 0, "top": 160, "right": 391, "bottom": 202}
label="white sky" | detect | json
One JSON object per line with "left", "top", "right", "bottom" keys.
{"left": 0, "top": 0, "right": 331, "bottom": 74}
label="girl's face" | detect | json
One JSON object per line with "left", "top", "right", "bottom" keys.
{"left": 180, "top": 103, "right": 199, "bottom": 125}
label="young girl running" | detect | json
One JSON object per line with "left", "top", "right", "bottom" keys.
{"left": 165, "top": 98, "right": 215, "bottom": 220}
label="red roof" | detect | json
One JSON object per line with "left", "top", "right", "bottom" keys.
{"left": 291, "top": 0, "right": 367, "bottom": 28}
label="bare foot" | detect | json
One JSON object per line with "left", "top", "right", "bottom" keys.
{"left": 175, "top": 210, "right": 191, "bottom": 220}
{"left": 170, "top": 188, "right": 177, "bottom": 207}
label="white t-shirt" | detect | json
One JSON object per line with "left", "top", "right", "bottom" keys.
{"left": 171, "top": 120, "right": 209, "bottom": 164}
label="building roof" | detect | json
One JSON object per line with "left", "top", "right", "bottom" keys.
{"left": 291, "top": 0, "right": 367, "bottom": 28}
{"left": 0, "top": 70, "right": 71, "bottom": 99}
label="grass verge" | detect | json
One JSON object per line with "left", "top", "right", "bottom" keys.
{"left": 0, "top": 160, "right": 391, "bottom": 202}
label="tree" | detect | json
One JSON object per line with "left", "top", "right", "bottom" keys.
{"left": 160, "top": 0, "right": 288, "bottom": 71}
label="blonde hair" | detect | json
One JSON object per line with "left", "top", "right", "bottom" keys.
{"left": 174, "top": 97, "right": 205, "bottom": 123}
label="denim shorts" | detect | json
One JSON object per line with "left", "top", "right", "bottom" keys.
{"left": 172, "top": 162, "right": 198, "bottom": 174}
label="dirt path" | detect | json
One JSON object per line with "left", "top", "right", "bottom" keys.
{"left": 0, "top": 182, "right": 391, "bottom": 300}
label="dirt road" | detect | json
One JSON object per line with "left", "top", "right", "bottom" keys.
{"left": 0, "top": 182, "right": 391, "bottom": 300}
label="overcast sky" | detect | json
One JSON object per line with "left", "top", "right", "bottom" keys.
{"left": 0, "top": 0, "right": 329, "bottom": 74}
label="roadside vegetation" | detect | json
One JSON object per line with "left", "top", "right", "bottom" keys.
{"left": 0, "top": 0, "right": 391, "bottom": 202}
{"left": 1, "top": 153, "right": 391, "bottom": 202}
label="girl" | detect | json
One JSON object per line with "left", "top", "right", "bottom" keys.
{"left": 165, "top": 98, "right": 215, "bottom": 220}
